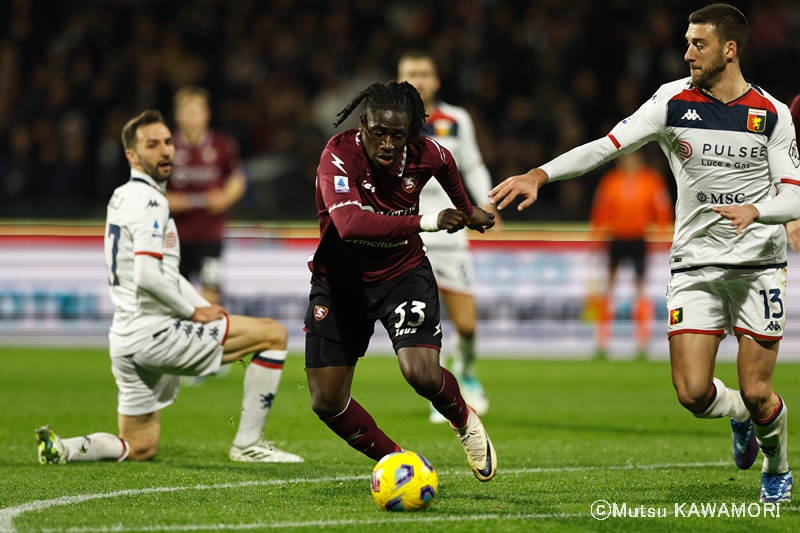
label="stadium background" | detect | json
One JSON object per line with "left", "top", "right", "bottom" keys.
{"left": 1, "top": 0, "right": 799, "bottom": 357}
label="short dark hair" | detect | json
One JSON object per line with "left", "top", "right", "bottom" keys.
{"left": 121, "top": 110, "right": 166, "bottom": 150}
{"left": 333, "top": 81, "right": 428, "bottom": 143}
{"left": 688, "top": 3, "right": 748, "bottom": 56}
{"left": 173, "top": 85, "right": 210, "bottom": 112}
{"left": 397, "top": 49, "right": 438, "bottom": 75}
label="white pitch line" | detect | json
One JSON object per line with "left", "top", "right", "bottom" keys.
{"left": 37, "top": 513, "right": 586, "bottom": 532}
{"left": 0, "top": 461, "right": 731, "bottom": 533}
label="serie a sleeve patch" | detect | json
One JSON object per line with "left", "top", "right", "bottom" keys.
{"left": 334, "top": 176, "right": 350, "bottom": 193}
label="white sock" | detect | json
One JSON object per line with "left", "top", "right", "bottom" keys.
{"left": 754, "top": 397, "right": 790, "bottom": 474}
{"left": 451, "top": 333, "right": 476, "bottom": 378}
{"left": 233, "top": 350, "right": 287, "bottom": 448}
{"left": 62, "top": 433, "right": 129, "bottom": 462}
{"left": 694, "top": 378, "right": 749, "bottom": 422}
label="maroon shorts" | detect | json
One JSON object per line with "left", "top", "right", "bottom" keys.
{"left": 304, "top": 258, "right": 442, "bottom": 368}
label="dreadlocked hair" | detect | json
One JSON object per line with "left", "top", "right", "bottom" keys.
{"left": 333, "top": 81, "right": 428, "bottom": 143}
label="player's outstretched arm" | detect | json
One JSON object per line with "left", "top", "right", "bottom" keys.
{"left": 488, "top": 168, "right": 549, "bottom": 211}
{"left": 465, "top": 206, "right": 495, "bottom": 234}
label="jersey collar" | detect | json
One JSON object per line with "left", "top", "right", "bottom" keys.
{"left": 129, "top": 168, "right": 167, "bottom": 195}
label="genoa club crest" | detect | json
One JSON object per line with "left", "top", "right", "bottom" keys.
{"left": 314, "top": 305, "right": 328, "bottom": 321}
{"left": 669, "top": 306, "right": 683, "bottom": 326}
{"left": 747, "top": 108, "right": 766, "bottom": 133}
{"left": 401, "top": 175, "right": 418, "bottom": 193}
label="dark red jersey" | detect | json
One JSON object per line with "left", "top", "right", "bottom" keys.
{"left": 167, "top": 130, "right": 243, "bottom": 243}
{"left": 312, "top": 129, "right": 474, "bottom": 284}
{"left": 790, "top": 94, "right": 800, "bottom": 143}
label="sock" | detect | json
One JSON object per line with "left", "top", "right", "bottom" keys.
{"left": 754, "top": 396, "right": 790, "bottom": 474}
{"left": 694, "top": 378, "right": 750, "bottom": 422}
{"left": 634, "top": 295, "right": 652, "bottom": 351}
{"left": 453, "top": 333, "right": 477, "bottom": 379}
{"left": 322, "top": 397, "right": 400, "bottom": 461}
{"left": 597, "top": 295, "right": 614, "bottom": 350}
{"left": 232, "top": 350, "right": 286, "bottom": 448}
{"left": 424, "top": 368, "right": 468, "bottom": 427}
{"left": 62, "top": 433, "right": 129, "bottom": 462}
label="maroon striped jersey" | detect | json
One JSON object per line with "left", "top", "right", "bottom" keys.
{"left": 311, "top": 129, "right": 474, "bottom": 284}
{"left": 167, "top": 130, "right": 243, "bottom": 243}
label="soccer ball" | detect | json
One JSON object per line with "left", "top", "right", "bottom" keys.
{"left": 371, "top": 450, "right": 438, "bottom": 511}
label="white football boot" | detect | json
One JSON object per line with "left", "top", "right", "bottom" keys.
{"left": 451, "top": 406, "right": 497, "bottom": 481}
{"left": 229, "top": 439, "right": 304, "bottom": 463}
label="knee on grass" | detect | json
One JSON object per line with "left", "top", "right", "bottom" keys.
{"left": 126, "top": 440, "right": 158, "bottom": 461}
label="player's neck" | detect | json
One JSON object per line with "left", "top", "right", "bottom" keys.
{"left": 181, "top": 128, "right": 208, "bottom": 146}
{"left": 701, "top": 67, "right": 749, "bottom": 104}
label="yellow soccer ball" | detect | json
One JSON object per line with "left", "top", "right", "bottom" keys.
{"left": 371, "top": 450, "right": 439, "bottom": 511}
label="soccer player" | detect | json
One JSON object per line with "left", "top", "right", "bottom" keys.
{"left": 397, "top": 50, "right": 499, "bottom": 421}
{"left": 785, "top": 94, "right": 800, "bottom": 251}
{"left": 489, "top": 4, "right": 798, "bottom": 502}
{"left": 304, "top": 81, "right": 498, "bottom": 481}
{"left": 589, "top": 151, "right": 672, "bottom": 359}
{"left": 35, "top": 110, "right": 302, "bottom": 465}
{"left": 165, "top": 86, "right": 247, "bottom": 306}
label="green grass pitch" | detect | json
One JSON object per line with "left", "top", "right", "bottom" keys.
{"left": 1, "top": 347, "right": 799, "bottom": 532}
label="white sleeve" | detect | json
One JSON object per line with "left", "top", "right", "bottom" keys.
{"left": 454, "top": 110, "right": 493, "bottom": 203}
{"left": 178, "top": 275, "right": 211, "bottom": 308}
{"left": 752, "top": 183, "right": 800, "bottom": 224}
{"left": 539, "top": 136, "right": 621, "bottom": 182}
{"left": 541, "top": 88, "right": 668, "bottom": 182}
{"left": 134, "top": 254, "right": 195, "bottom": 318}
{"left": 767, "top": 103, "right": 800, "bottom": 185}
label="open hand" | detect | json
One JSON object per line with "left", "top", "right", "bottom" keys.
{"left": 712, "top": 204, "right": 759, "bottom": 235}
{"left": 190, "top": 304, "right": 228, "bottom": 323}
{"left": 489, "top": 168, "right": 549, "bottom": 211}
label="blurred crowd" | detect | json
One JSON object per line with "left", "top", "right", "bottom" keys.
{"left": 0, "top": 0, "right": 798, "bottom": 220}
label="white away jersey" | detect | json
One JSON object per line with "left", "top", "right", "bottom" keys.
{"left": 608, "top": 77, "right": 800, "bottom": 271}
{"left": 105, "top": 171, "right": 182, "bottom": 356}
{"left": 420, "top": 102, "right": 492, "bottom": 248}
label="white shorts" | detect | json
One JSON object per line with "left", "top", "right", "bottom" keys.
{"left": 666, "top": 267, "right": 787, "bottom": 341}
{"left": 426, "top": 246, "right": 475, "bottom": 294}
{"left": 111, "top": 315, "right": 229, "bottom": 416}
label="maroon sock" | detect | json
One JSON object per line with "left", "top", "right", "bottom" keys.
{"left": 425, "top": 368, "right": 469, "bottom": 427}
{"left": 322, "top": 398, "right": 400, "bottom": 461}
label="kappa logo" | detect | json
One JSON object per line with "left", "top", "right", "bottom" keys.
{"left": 147, "top": 200, "right": 160, "bottom": 208}
{"left": 401, "top": 175, "right": 418, "bottom": 193}
{"left": 314, "top": 305, "right": 329, "bottom": 321}
{"left": 681, "top": 109, "right": 703, "bottom": 121}
{"left": 765, "top": 320, "right": 782, "bottom": 332}
{"left": 362, "top": 180, "right": 376, "bottom": 193}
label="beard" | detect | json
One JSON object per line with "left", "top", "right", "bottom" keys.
{"left": 140, "top": 157, "right": 172, "bottom": 183}
{"left": 691, "top": 51, "right": 727, "bottom": 90}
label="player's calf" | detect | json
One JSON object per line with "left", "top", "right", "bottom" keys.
{"left": 118, "top": 413, "right": 160, "bottom": 461}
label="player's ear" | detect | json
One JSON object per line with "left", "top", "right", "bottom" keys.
{"left": 359, "top": 112, "right": 366, "bottom": 131}
{"left": 124, "top": 149, "right": 138, "bottom": 166}
{"left": 725, "top": 40, "right": 737, "bottom": 61}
